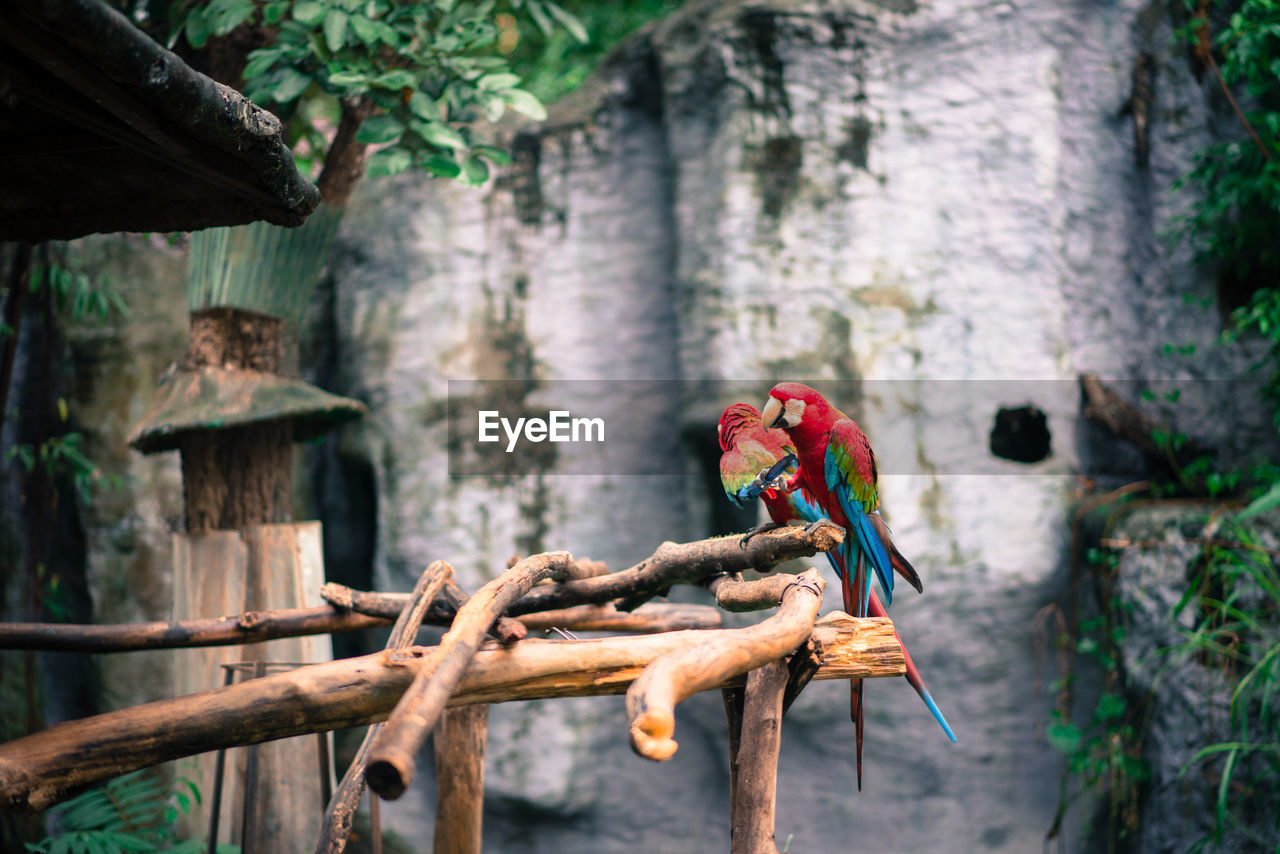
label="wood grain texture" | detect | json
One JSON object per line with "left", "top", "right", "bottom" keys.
{"left": 0, "top": 615, "right": 900, "bottom": 812}
{"left": 626, "top": 569, "right": 824, "bottom": 761}
{"left": 365, "top": 552, "right": 575, "bottom": 800}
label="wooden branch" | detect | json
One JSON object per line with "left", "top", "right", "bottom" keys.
{"left": 316, "top": 561, "right": 453, "bottom": 854}
{"left": 1079, "top": 373, "right": 1214, "bottom": 466}
{"left": 366, "top": 552, "right": 575, "bottom": 800}
{"left": 626, "top": 570, "right": 825, "bottom": 761}
{"left": 509, "top": 523, "right": 844, "bottom": 616}
{"left": 316, "top": 97, "right": 375, "bottom": 207}
{"left": 730, "top": 660, "right": 788, "bottom": 854}
{"left": 517, "top": 602, "right": 722, "bottom": 633}
{"left": 709, "top": 573, "right": 796, "bottom": 613}
{"left": 0, "top": 607, "right": 390, "bottom": 653}
{"left": 432, "top": 705, "right": 487, "bottom": 854}
{"left": 0, "top": 614, "right": 899, "bottom": 812}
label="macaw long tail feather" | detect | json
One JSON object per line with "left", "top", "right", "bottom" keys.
{"left": 869, "top": 511, "right": 923, "bottom": 594}
{"left": 852, "top": 678, "right": 864, "bottom": 792}
{"left": 867, "top": 590, "right": 958, "bottom": 743}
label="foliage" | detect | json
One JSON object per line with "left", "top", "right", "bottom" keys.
{"left": 1174, "top": 0, "right": 1280, "bottom": 418}
{"left": 165, "top": 0, "right": 588, "bottom": 184}
{"left": 500, "top": 0, "right": 683, "bottom": 103}
{"left": 26, "top": 771, "right": 237, "bottom": 854}
{"left": 1046, "top": 542, "right": 1150, "bottom": 851}
{"left": 1173, "top": 513, "right": 1280, "bottom": 852}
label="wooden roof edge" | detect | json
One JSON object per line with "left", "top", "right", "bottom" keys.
{"left": 12, "top": 0, "right": 320, "bottom": 220}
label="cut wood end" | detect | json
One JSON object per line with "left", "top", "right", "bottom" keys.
{"left": 630, "top": 710, "right": 678, "bottom": 762}
{"left": 320, "top": 582, "right": 354, "bottom": 609}
{"left": 366, "top": 755, "right": 412, "bottom": 801}
{"left": 805, "top": 521, "right": 845, "bottom": 553}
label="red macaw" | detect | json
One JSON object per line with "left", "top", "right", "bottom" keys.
{"left": 717, "top": 402, "right": 957, "bottom": 776}
{"left": 758, "top": 382, "right": 950, "bottom": 788}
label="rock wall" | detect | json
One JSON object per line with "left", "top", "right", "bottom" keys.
{"left": 15, "top": 0, "right": 1279, "bottom": 851}
{"left": 305, "top": 1, "right": 1274, "bottom": 850}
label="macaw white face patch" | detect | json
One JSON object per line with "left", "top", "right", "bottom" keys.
{"left": 783, "top": 398, "right": 806, "bottom": 426}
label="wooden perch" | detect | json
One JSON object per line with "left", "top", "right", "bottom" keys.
{"left": 0, "top": 606, "right": 389, "bottom": 652}
{"left": 316, "top": 561, "right": 453, "bottom": 854}
{"left": 729, "top": 660, "right": 789, "bottom": 854}
{"left": 365, "top": 552, "right": 575, "bottom": 800}
{"left": 517, "top": 602, "right": 722, "bottom": 633}
{"left": 0, "top": 614, "right": 899, "bottom": 812}
{"left": 626, "top": 569, "right": 825, "bottom": 761}
{"left": 508, "top": 523, "right": 843, "bottom": 616}
{"left": 433, "top": 705, "right": 487, "bottom": 854}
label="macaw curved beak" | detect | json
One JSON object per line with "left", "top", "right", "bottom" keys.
{"left": 761, "top": 396, "right": 785, "bottom": 429}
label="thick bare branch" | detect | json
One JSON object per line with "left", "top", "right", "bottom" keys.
{"left": 627, "top": 569, "right": 825, "bottom": 761}
{"left": 366, "top": 552, "right": 575, "bottom": 800}
{"left": 0, "top": 607, "right": 389, "bottom": 653}
{"left": 730, "top": 661, "right": 788, "bottom": 854}
{"left": 518, "top": 602, "right": 722, "bottom": 633}
{"left": 0, "top": 615, "right": 899, "bottom": 812}
{"left": 316, "top": 561, "right": 453, "bottom": 854}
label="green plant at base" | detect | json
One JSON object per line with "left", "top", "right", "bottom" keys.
{"left": 1171, "top": 511, "right": 1280, "bottom": 852}
{"left": 26, "top": 771, "right": 237, "bottom": 854}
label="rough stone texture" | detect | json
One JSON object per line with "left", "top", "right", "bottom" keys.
{"left": 1109, "top": 506, "right": 1277, "bottom": 854}
{"left": 302, "top": 1, "right": 1277, "bottom": 851}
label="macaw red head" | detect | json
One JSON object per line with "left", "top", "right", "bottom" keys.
{"left": 716, "top": 403, "right": 761, "bottom": 451}
{"left": 761, "top": 382, "right": 830, "bottom": 431}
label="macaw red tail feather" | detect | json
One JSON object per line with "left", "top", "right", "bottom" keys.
{"left": 867, "top": 589, "right": 958, "bottom": 742}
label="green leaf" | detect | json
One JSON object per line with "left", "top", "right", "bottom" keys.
{"left": 1239, "top": 480, "right": 1280, "bottom": 519}
{"left": 292, "top": 0, "right": 326, "bottom": 26}
{"left": 366, "top": 147, "right": 412, "bottom": 177}
{"left": 503, "top": 88, "right": 546, "bottom": 121}
{"left": 408, "top": 91, "right": 442, "bottom": 121}
{"left": 263, "top": 2, "right": 289, "bottom": 25}
{"left": 327, "top": 70, "right": 368, "bottom": 88}
{"left": 543, "top": 0, "right": 589, "bottom": 43}
{"left": 349, "top": 14, "right": 379, "bottom": 45}
{"left": 270, "top": 67, "right": 313, "bottom": 103}
{"left": 418, "top": 121, "right": 467, "bottom": 150}
{"left": 1047, "top": 721, "right": 1082, "bottom": 753}
{"left": 482, "top": 94, "right": 505, "bottom": 123}
{"left": 1095, "top": 692, "right": 1127, "bottom": 722}
{"left": 184, "top": 8, "right": 210, "bottom": 48}
{"left": 462, "top": 154, "right": 490, "bottom": 185}
{"left": 242, "top": 48, "right": 281, "bottom": 80}
{"left": 355, "top": 114, "right": 405, "bottom": 144}
{"left": 472, "top": 144, "right": 512, "bottom": 166}
{"left": 324, "top": 9, "right": 350, "bottom": 52}
{"left": 420, "top": 154, "right": 461, "bottom": 178}
{"left": 478, "top": 72, "right": 522, "bottom": 91}
{"left": 372, "top": 69, "right": 418, "bottom": 90}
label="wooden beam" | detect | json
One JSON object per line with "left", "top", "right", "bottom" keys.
{"left": 0, "top": 614, "right": 901, "bottom": 812}
{"left": 366, "top": 553, "right": 574, "bottom": 800}
{"left": 432, "top": 705, "right": 487, "bottom": 854}
{"left": 627, "top": 570, "right": 824, "bottom": 761}
{"left": 315, "top": 561, "right": 453, "bottom": 854}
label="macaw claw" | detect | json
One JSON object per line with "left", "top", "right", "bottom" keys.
{"left": 739, "top": 521, "right": 785, "bottom": 549}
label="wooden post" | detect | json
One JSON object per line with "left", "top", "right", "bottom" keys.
{"left": 432, "top": 705, "right": 488, "bottom": 854}
{"left": 173, "top": 523, "right": 332, "bottom": 852}
{"left": 729, "top": 660, "right": 788, "bottom": 854}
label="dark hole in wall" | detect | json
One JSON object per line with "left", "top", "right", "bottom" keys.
{"left": 990, "top": 405, "right": 1051, "bottom": 463}
{"left": 684, "top": 423, "right": 757, "bottom": 538}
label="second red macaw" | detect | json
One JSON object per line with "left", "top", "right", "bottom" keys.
{"left": 718, "top": 401, "right": 956, "bottom": 787}
{"left": 758, "top": 382, "right": 952, "bottom": 788}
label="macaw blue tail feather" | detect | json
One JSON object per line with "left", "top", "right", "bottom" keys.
{"left": 848, "top": 511, "right": 892, "bottom": 610}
